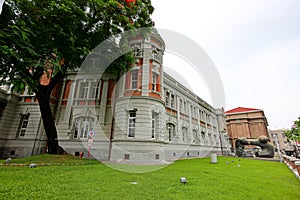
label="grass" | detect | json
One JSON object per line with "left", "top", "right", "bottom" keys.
{"left": 0, "top": 154, "right": 98, "bottom": 165}
{"left": 0, "top": 155, "right": 299, "bottom": 200}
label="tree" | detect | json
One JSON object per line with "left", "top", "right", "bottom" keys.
{"left": 284, "top": 117, "right": 300, "bottom": 142}
{"left": 0, "top": 0, "right": 154, "bottom": 154}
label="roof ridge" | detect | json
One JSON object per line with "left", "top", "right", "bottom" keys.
{"left": 226, "top": 107, "right": 261, "bottom": 114}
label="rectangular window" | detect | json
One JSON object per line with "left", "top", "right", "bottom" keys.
{"left": 79, "top": 82, "right": 89, "bottom": 98}
{"left": 128, "top": 111, "right": 136, "bottom": 137}
{"left": 124, "top": 154, "right": 130, "bottom": 160}
{"left": 190, "top": 105, "right": 193, "bottom": 116}
{"left": 208, "top": 115, "right": 211, "bottom": 124}
{"left": 74, "top": 122, "right": 78, "bottom": 139}
{"left": 180, "top": 100, "right": 183, "bottom": 112}
{"left": 170, "top": 94, "right": 175, "bottom": 109}
{"left": 131, "top": 70, "right": 138, "bottom": 89}
{"left": 168, "top": 127, "right": 172, "bottom": 141}
{"left": 20, "top": 129, "right": 26, "bottom": 137}
{"left": 89, "top": 82, "right": 99, "bottom": 98}
{"left": 19, "top": 113, "right": 30, "bottom": 137}
{"left": 80, "top": 121, "right": 89, "bottom": 139}
{"left": 151, "top": 112, "right": 155, "bottom": 138}
{"left": 182, "top": 127, "right": 187, "bottom": 143}
{"left": 165, "top": 91, "right": 169, "bottom": 107}
{"left": 152, "top": 73, "right": 157, "bottom": 91}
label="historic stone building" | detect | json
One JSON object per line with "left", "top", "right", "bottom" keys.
{"left": 225, "top": 107, "right": 269, "bottom": 152}
{"left": 0, "top": 29, "right": 230, "bottom": 163}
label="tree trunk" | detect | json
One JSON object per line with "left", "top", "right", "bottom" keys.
{"left": 36, "top": 85, "right": 65, "bottom": 154}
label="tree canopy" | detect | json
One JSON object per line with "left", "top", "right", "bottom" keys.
{"left": 0, "top": 0, "right": 154, "bottom": 154}
{"left": 284, "top": 117, "right": 300, "bottom": 142}
{"left": 0, "top": 0, "right": 154, "bottom": 91}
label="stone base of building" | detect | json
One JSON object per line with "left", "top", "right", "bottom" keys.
{"left": 0, "top": 139, "right": 47, "bottom": 159}
{"left": 109, "top": 140, "right": 224, "bottom": 164}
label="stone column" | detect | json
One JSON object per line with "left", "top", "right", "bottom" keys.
{"left": 142, "top": 37, "right": 151, "bottom": 96}
{"left": 99, "top": 79, "right": 109, "bottom": 124}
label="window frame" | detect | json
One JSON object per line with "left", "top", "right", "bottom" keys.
{"left": 89, "top": 82, "right": 99, "bottom": 99}
{"left": 131, "top": 70, "right": 138, "bottom": 90}
{"left": 73, "top": 116, "right": 95, "bottom": 139}
{"left": 167, "top": 123, "right": 175, "bottom": 142}
{"left": 128, "top": 111, "right": 136, "bottom": 137}
{"left": 152, "top": 73, "right": 157, "bottom": 91}
{"left": 151, "top": 112, "right": 156, "bottom": 139}
{"left": 18, "top": 113, "right": 30, "bottom": 137}
{"left": 79, "top": 82, "right": 89, "bottom": 99}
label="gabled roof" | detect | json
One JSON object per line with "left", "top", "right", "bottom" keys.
{"left": 225, "top": 107, "right": 261, "bottom": 114}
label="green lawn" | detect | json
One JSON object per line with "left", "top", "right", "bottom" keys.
{"left": 0, "top": 155, "right": 299, "bottom": 200}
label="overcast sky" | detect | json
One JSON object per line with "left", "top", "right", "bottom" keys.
{"left": 151, "top": 0, "right": 300, "bottom": 130}
{"left": 1, "top": 1, "right": 299, "bottom": 129}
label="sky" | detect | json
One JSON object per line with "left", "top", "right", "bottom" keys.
{"left": 0, "top": 1, "right": 3, "bottom": 14}
{"left": 151, "top": 0, "right": 300, "bottom": 130}
{"left": 1, "top": 0, "right": 299, "bottom": 129}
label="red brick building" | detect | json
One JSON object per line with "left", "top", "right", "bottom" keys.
{"left": 225, "top": 107, "right": 269, "bottom": 150}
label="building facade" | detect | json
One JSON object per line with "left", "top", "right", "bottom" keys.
{"left": 225, "top": 107, "right": 269, "bottom": 152}
{"left": 268, "top": 129, "right": 297, "bottom": 156}
{"left": 0, "top": 29, "right": 231, "bottom": 163}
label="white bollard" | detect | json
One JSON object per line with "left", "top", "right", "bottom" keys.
{"left": 211, "top": 153, "right": 217, "bottom": 164}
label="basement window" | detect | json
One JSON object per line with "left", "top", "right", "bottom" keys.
{"left": 124, "top": 154, "right": 130, "bottom": 160}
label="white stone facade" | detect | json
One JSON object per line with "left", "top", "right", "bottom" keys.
{"left": 0, "top": 29, "right": 231, "bottom": 162}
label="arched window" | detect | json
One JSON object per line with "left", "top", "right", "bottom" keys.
{"left": 182, "top": 127, "right": 188, "bottom": 143}
{"left": 193, "top": 129, "right": 198, "bottom": 143}
{"left": 167, "top": 123, "right": 175, "bottom": 142}
{"left": 201, "top": 131, "right": 206, "bottom": 143}
{"left": 214, "top": 135, "right": 219, "bottom": 145}
{"left": 208, "top": 133, "right": 212, "bottom": 145}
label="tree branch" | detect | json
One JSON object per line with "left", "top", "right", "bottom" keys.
{"left": 48, "top": 67, "right": 66, "bottom": 91}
